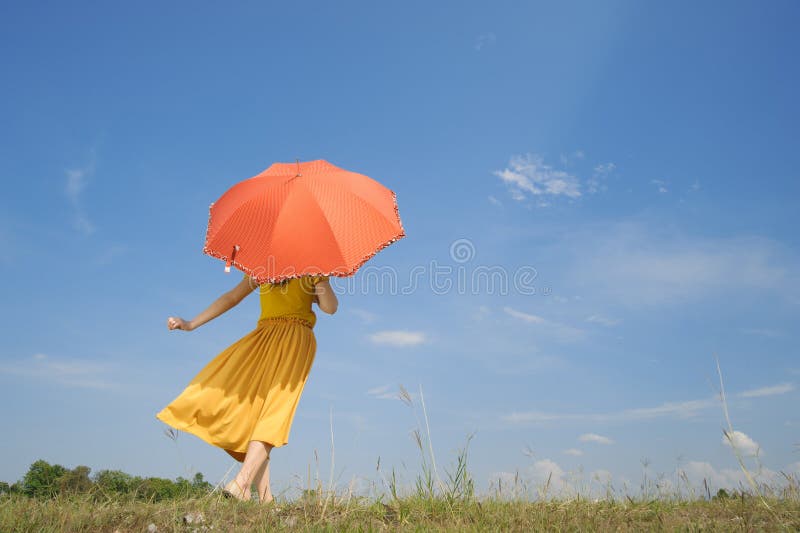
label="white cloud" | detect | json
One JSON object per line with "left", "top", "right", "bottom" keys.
{"left": 64, "top": 151, "right": 97, "bottom": 235}
{"left": 586, "top": 314, "right": 621, "bottom": 326}
{"left": 651, "top": 179, "right": 668, "bottom": 194}
{"left": 488, "top": 471, "right": 525, "bottom": 499}
{"left": 510, "top": 189, "right": 526, "bottom": 201}
{"left": 497, "top": 460, "right": 795, "bottom": 500}
{"left": 368, "top": 330, "right": 426, "bottom": 347}
{"left": 679, "top": 460, "right": 779, "bottom": 492}
{"left": 579, "top": 433, "right": 614, "bottom": 445}
{"left": 487, "top": 195, "right": 503, "bottom": 207}
{"left": 0, "top": 353, "right": 118, "bottom": 390}
{"left": 591, "top": 469, "right": 613, "bottom": 485}
{"left": 587, "top": 163, "right": 616, "bottom": 194}
{"left": 563, "top": 448, "right": 583, "bottom": 456}
{"left": 503, "top": 306, "right": 545, "bottom": 324}
{"left": 65, "top": 168, "right": 89, "bottom": 200}
{"left": 529, "top": 458, "right": 565, "bottom": 482}
{"left": 473, "top": 305, "right": 491, "bottom": 321}
{"left": 350, "top": 308, "right": 378, "bottom": 324}
{"left": 722, "top": 430, "right": 762, "bottom": 456}
{"left": 366, "top": 384, "right": 398, "bottom": 400}
{"left": 494, "top": 154, "right": 581, "bottom": 202}
{"left": 738, "top": 383, "right": 794, "bottom": 398}
{"left": 616, "top": 397, "right": 716, "bottom": 420}
{"left": 474, "top": 32, "right": 496, "bottom": 51}
{"left": 503, "top": 306, "right": 586, "bottom": 342}
{"left": 594, "top": 163, "right": 615, "bottom": 175}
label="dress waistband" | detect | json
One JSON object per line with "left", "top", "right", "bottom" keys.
{"left": 257, "top": 316, "right": 314, "bottom": 329}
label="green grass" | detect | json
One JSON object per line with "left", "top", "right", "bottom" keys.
{"left": 2, "top": 489, "right": 799, "bottom": 532}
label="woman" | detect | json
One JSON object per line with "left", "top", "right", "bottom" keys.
{"left": 157, "top": 271, "right": 338, "bottom": 503}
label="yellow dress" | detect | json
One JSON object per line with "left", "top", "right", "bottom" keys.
{"left": 156, "top": 273, "right": 329, "bottom": 462}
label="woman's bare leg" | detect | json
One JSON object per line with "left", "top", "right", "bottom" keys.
{"left": 229, "top": 441, "right": 271, "bottom": 500}
{"left": 252, "top": 443, "right": 275, "bottom": 503}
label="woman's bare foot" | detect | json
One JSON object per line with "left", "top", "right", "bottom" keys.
{"left": 222, "top": 479, "right": 251, "bottom": 501}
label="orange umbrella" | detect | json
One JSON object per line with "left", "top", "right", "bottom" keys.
{"left": 202, "top": 159, "right": 405, "bottom": 284}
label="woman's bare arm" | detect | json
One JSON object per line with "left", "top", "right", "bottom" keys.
{"left": 314, "top": 279, "right": 338, "bottom": 315}
{"left": 167, "top": 275, "right": 257, "bottom": 331}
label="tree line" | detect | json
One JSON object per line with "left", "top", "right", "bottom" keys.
{"left": 0, "top": 460, "right": 213, "bottom": 501}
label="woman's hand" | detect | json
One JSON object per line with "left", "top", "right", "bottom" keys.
{"left": 167, "top": 316, "right": 194, "bottom": 331}
{"left": 166, "top": 275, "right": 256, "bottom": 332}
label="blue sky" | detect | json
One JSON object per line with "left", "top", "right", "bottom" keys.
{"left": 2, "top": 1, "right": 799, "bottom": 498}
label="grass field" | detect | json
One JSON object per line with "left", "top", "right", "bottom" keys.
{"left": 2, "top": 488, "right": 799, "bottom": 532}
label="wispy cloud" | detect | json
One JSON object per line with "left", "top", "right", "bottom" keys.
{"left": 741, "top": 328, "right": 782, "bottom": 339}
{"left": 64, "top": 149, "right": 97, "bottom": 235}
{"left": 473, "top": 305, "right": 491, "bottom": 321}
{"left": 579, "top": 433, "right": 614, "bottom": 445}
{"left": 503, "top": 306, "right": 586, "bottom": 342}
{"left": 503, "top": 306, "right": 545, "bottom": 324}
{"left": 487, "top": 195, "right": 503, "bottom": 207}
{"left": 368, "top": 330, "right": 427, "bottom": 347}
{"left": 559, "top": 150, "right": 585, "bottom": 167}
{"left": 94, "top": 243, "right": 128, "bottom": 267}
{"left": 474, "top": 32, "right": 496, "bottom": 51}
{"left": 587, "top": 162, "right": 616, "bottom": 194}
{"left": 562, "top": 448, "right": 584, "bottom": 456}
{"left": 586, "top": 314, "right": 621, "bottom": 327}
{"left": 651, "top": 178, "right": 668, "bottom": 194}
{"left": 350, "top": 308, "right": 378, "bottom": 324}
{"left": 337, "top": 411, "right": 368, "bottom": 431}
{"left": 366, "top": 384, "right": 399, "bottom": 400}
{"left": 738, "top": 382, "right": 794, "bottom": 398}
{"left": 493, "top": 153, "right": 581, "bottom": 202}
{"left": 0, "top": 353, "right": 118, "bottom": 390}
{"left": 501, "top": 385, "right": 793, "bottom": 427}
{"left": 501, "top": 394, "right": 720, "bottom": 425}
{"left": 566, "top": 221, "right": 797, "bottom": 306}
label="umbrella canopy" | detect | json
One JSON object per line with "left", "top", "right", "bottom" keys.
{"left": 202, "top": 159, "right": 405, "bottom": 284}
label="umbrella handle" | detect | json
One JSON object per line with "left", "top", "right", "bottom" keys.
{"left": 224, "top": 245, "right": 240, "bottom": 273}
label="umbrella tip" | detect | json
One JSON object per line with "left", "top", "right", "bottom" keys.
{"left": 224, "top": 245, "right": 240, "bottom": 273}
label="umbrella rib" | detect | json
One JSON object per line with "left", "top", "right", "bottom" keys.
{"left": 268, "top": 182, "right": 348, "bottom": 273}
{"left": 323, "top": 170, "right": 403, "bottom": 230}
{"left": 307, "top": 176, "right": 403, "bottom": 243}
{"left": 300, "top": 184, "right": 348, "bottom": 270}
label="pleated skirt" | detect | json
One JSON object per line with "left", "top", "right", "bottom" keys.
{"left": 156, "top": 316, "right": 316, "bottom": 462}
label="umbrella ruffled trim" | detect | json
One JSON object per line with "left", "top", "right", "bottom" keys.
{"left": 202, "top": 191, "right": 406, "bottom": 285}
